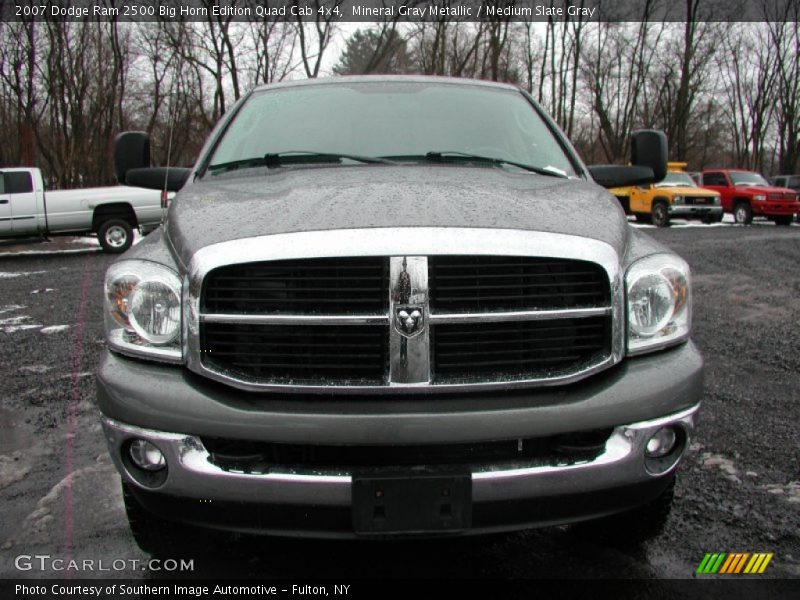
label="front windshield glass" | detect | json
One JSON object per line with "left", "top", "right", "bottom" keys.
{"left": 205, "top": 81, "right": 578, "bottom": 177}
{"left": 729, "top": 172, "right": 769, "bottom": 186}
{"left": 654, "top": 172, "right": 697, "bottom": 187}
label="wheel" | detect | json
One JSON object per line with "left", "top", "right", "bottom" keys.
{"left": 734, "top": 202, "right": 753, "bottom": 225}
{"left": 122, "top": 481, "right": 210, "bottom": 557}
{"left": 98, "top": 219, "right": 134, "bottom": 253}
{"left": 774, "top": 215, "right": 793, "bottom": 226}
{"left": 651, "top": 202, "right": 670, "bottom": 227}
{"left": 572, "top": 476, "right": 675, "bottom": 545}
{"left": 634, "top": 213, "right": 651, "bottom": 224}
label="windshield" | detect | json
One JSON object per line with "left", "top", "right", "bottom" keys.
{"left": 729, "top": 172, "right": 769, "bottom": 187}
{"left": 205, "top": 81, "right": 579, "bottom": 178}
{"left": 654, "top": 172, "right": 697, "bottom": 188}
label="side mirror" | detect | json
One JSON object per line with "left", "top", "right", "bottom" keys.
{"left": 114, "top": 132, "right": 150, "bottom": 184}
{"left": 126, "top": 167, "right": 191, "bottom": 191}
{"left": 630, "top": 129, "right": 667, "bottom": 182}
{"left": 113, "top": 131, "right": 191, "bottom": 192}
{"left": 588, "top": 129, "right": 668, "bottom": 189}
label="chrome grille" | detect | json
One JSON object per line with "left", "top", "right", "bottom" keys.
{"left": 189, "top": 229, "right": 623, "bottom": 393}
{"left": 428, "top": 256, "right": 609, "bottom": 311}
{"left": 432, "top": 317, "right": 611, "bottom": 383}
{"left": 203, "top": 257, "right": 388, "bottom": 315}
{"left": 201, "top": 323, "right": 389, "bottom": 385}
{"left": 683, "top": 196, "right": 713, "bottom": 205}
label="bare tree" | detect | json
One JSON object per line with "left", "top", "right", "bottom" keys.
{"left": 580, "top": 18, "right": 663, "bottom": 162}
{"left": 294, "top": 0, "right": 341, "bottom": 78}
{"left": 717, "top": 24, "right": 778, "bottom": 170}
{"left": 410, "top": 22, "right": 485, "bottom": 77}
{"left": 764, "top": 2, "right": 800, "bottom": 173}
{"left": 0, "top": 19, "right": 39, "bottom": 167}
{"left": 249, "top": 19, "right": 298, "bottom": 85}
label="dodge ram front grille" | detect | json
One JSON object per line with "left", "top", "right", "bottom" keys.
{"left": 201, "top": 323, "right": 389, "bottom": 385}
{"left": 428, "top": 256, "right": 609, "bottom": 311}
{"left": 203, "top": 257, "right": 389, "bottom": 315}
{"left": 192, "top": 239, "right": 621, "bottom": 392}
{"left": 432, "top": 317, "right": 611, "bottom": 383}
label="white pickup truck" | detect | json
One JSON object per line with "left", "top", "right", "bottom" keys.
{"left": 0, "top": 167, "right": 163, "bottom": 253}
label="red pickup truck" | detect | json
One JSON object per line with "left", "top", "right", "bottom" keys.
{"left": 698, "top": 169, "right": 800, "bottom": 225}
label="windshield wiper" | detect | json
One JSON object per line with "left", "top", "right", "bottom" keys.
{"left": 422, "top": 151, "right": 569, "bottom": 178}
{"left": 207, "top": 151, "right": 396, "bottom": 175}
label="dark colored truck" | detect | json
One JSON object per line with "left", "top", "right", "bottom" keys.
{"left": 698, "top": 169, "right": 800, "bottom": 225}
{"left": 98, "top": 76, "right": 702, "bottom": 554}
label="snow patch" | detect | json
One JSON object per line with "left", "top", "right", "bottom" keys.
{"left": 67, "top": 236, "right": 100, "bottom": 246}
{"left": 40, "top": 325, "right": 71, "bottom": 334}
{"left": 57, "top": 371, "right": 93, "bottom": 380}
{"left": 0, "top": 304, "right": 26, "bottom": 315}
{"left": 0, "top": 270, "right": 47, "bottom": 279}
{"left": 30, "top": 288, "right": 55, "bottom": 294}
{"left": 19, "top": 365, "right": 53, "bottom": 374}
{"left": 761, "top": 481, "right": 800, "bottom": 504}
{"left": 701, "top": 452, "right": 741, "bottom": 484}
{"left": 1, "top": 247, "right": 99, "bottom": 257}
{"left": 0, "top": 305, "right": 42, "bottom": 333}
{"left": 0, "top": 452, "right": 31, "bottom": 490}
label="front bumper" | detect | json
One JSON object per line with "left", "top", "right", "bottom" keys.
{"left": 97, "top": 341, "right": 703, "bottom": 537}
{"left": 105, "top": 405, "right": 697, "bottom": 537}
{"left": 752, "top": 201, "right": 800, "bottom": 216}
{"left": 668, "top": 205, "right": 722, "bottom": 218}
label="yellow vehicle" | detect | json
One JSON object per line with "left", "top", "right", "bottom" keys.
{"left": 611, "top": 162, "right": 722, "bottom": 227}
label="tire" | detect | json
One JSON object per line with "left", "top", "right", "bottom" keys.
{"left": 734, "top": 202, "right": 753, "bottom": 225}
{"left": 651, "top": 202, "right": 670, "bottom": 227}
{"left": 774, "top": 215, "right": 793, "bottom": 226}
{"left": 634, "top": 213, "right": 651, "bottom": 224}
{"left": 98, "top": 218, "right": 134, "bottom": 253}
{"left": 572, "top": 476, "right": 675, "bottom": 545}
{"left": 122, "top": 481, "right": 207, "bottom": 558}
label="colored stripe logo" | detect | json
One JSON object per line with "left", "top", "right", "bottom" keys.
{"left": 696, "top": 553, "right": 773, "bottom": 574}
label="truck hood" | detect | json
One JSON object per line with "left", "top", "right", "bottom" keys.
{"left": 165, "top": 165, "right": 629, "bottom": 268}
{"left": 734, "top": 185, "right": 796, "bottom": 196}
{"left": 652, "top": 185, "right": 718, "bottom": 197}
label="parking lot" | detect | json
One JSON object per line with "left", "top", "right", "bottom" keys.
{"left": 0, "top": 219, "right": 798, "bottom": 581}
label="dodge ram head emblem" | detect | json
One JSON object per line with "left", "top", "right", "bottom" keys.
{"left": 394, "top": 306, "right": 424, "bottom": 338}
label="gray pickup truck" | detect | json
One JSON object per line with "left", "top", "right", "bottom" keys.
{"left": 97, "top": 76, "right": 702, "bottom": 554}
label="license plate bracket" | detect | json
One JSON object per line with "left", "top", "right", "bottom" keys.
{"left": 352, "top": 470, "right": 472, "bottom": 535}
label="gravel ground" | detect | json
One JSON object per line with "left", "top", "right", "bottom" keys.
{"left": 0, "top": 223, "right": 798, "bottom": 584}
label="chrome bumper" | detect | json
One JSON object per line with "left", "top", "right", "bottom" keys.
{"left": 668, "top": 205, "right": 722, "bottom": 217}
{"left": 102, "top": 404, "right": 699, "bottom": 507}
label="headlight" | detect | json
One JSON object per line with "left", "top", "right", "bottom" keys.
{"left": 753, "top": 194, "right": 766, "bottom": 201}
{"left": 626, "top": 254, "right": 691, "bottom": 355}
{"left": 713, "top": 196, "right": 721, "bottom": 205}
{"left": 672, "top": 196, "right": 684, "bottom": 205}
{"left": 104, "top": 261, "right": 183, "bottom": 363}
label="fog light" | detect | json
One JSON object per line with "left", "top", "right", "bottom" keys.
{"left": 129, "top": 439, "right": 166, "bottom": 471}
{"left": 646, "top": 427, "right": 678, "bottom": 458}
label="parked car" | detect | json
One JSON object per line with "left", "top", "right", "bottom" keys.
{"left": 697, "top": 169, "right": 800, "bottom": 225}
{"left": 611, "top": 162, "right": 722, "bottom": 226}
{"left": 769, "top": 174, "right": 800, "bottom": 193}
{"left": 0, "top": 167, "right": 164, "bottom": 252}
{"left": 98, "top": 76, "right": 702, "bottom": 553}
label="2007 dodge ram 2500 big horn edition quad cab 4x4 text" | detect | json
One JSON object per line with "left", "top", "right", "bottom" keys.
{"left": 98, "top": 77, "right": 703, "bottom": 554}
{"left": 0, "top": 167, "right": 164, "bottom": 253}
